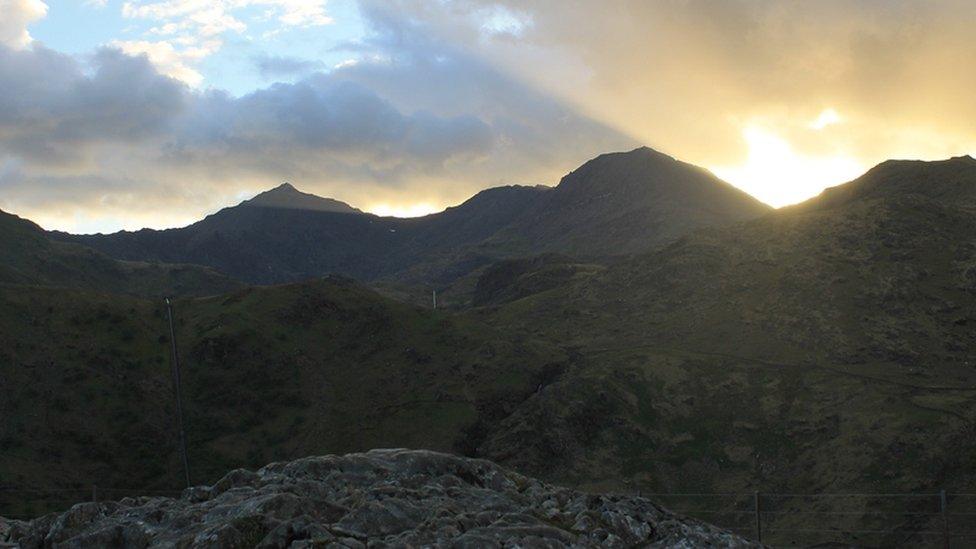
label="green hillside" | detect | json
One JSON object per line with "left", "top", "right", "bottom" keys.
{"left": 466, "top": 157, "right": 976, "bottom": 545}
{"left": 0, "top": 278, "right": 564, "bottom": 518}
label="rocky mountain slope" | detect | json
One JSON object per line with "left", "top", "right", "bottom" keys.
{"left": 3, "top": 449, "right": 756, "bottom": 548}
{"left": 52, "top": 147, "right": 770, "bottom": 289}
{"left": 464, "top": 155, "right": 976, "bottom": 546}
{"left": 0, "top": 209, "right": 240, "bottom": 297}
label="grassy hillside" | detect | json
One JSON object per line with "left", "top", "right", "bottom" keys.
{"left": 0, "top": 209, "right": 240, "bottom": 297}
{"left": 466, "top": 158, "right": 976, "bottom": 546}
{"left": 0, "top": 278, "right": 564, "bottom": 519}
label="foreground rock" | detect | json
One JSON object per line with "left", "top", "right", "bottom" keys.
{"left": 5, "top": 449, "right": 757, "bottom": 548}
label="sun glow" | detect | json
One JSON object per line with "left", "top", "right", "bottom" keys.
{"left": 712, "top": 126, "right": 864, "bottom": 207}
{"left": 366, "top": 202, "right": 442, "bottom": 218}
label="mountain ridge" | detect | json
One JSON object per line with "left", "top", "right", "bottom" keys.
{"left": 792, "top": 154, "right": 976, "bottom": 213}
{"left": 0, "top": 208, "right": 240, "bottom": 297}
{"left": 48, "top": 147, "right": 771, "bottom": 291}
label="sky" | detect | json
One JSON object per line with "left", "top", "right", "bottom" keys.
{"left": 2, "top": 0, "right": 976, "bottom": 233}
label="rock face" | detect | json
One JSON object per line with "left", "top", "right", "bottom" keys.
{"left": 5, "top": 449, "right": 756, "bottom": 548}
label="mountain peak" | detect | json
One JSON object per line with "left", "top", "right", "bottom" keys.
{"left": 630, "top": 145, "right": 676, "bottom": 159}
{"left": 242, "top": 183, "right": 361, "bottom": 214}
{"left": 499, "top": 146, "right": 771, "bottom": 256}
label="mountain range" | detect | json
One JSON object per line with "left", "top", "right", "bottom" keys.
{"left": 51, "top": 147, "right": 769, "bottom": 295}
{"left": 4, "top": 147, "right": 976, "bottom": 546}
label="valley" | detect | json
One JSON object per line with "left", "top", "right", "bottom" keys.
{"left": 3, "top": 149, "right": 976, "bottom": 546}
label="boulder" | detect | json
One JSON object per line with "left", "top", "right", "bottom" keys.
{"left": 8, "top": 449, "right": 758, "bottom": 548}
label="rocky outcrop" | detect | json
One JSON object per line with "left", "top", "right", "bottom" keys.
{"left": 5, "top": 449, "right": 757, "bottom": 548}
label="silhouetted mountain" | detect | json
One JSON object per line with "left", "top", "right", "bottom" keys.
{"left": 489, "top": 147, "right": 772, "bottom": 256}
{"left": 0, "top": 209, "right": 239, "bottom": 297}
{"left": 55, "top": 184, "right": 550, "bottom": 285}
{"left": 242, "top": 182, "right": 361, "bottom": 214}
{"left": 51, "top": 147, "right": 770, "bottom": 288}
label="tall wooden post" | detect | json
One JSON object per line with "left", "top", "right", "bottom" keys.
{"left": 754, "top": 491, "right": 762, "bottom": 544}
{"left": 165, "top": 298, "right": 191, "bottom": 488}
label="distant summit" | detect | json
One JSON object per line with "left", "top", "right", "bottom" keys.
{"left": 492, "top": 145, "right": 772, "bottom": 256}
{"left": 242, "top": 182, "right": 361, "bottom": 214}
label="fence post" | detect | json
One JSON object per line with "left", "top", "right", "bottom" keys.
{"left": 91, "top": 484, "right": 97, "bottom": 504}
{"left": 754, "top": 491, "right": 762, "bottom": 544}
{"left": 941, "top": 489, "right": 949, "bottom": 549}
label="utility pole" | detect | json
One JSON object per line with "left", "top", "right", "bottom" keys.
{"left": 432, "top": 289, "right": 437, "bottom": 310}
{"left": 754, "top": 491, "right": 762, "bottom": 544}
{"left": 165, "top": 298, "right": 191, "bottom": 488}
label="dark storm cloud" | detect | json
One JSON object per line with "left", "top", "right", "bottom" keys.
{"left": 0, "top": 45, "right": 186, "bottom": 163}
{"left": 166, "top": 78, "right": 496, "bottom": 177}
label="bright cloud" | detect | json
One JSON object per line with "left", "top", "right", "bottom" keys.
{"left": 111, "top": 39, "right": 205, "bottom": 85}
{"left": 121, "top": 1, "right": 333, "bottom": 31}
{"left": 810, "top": 108, "right": 842, "bottom": 130}
{"left": 0, "top": 0, "right": 48, "bottom": 48}
{"left": 115, "top": 0, "right": 334, "bottom": 85}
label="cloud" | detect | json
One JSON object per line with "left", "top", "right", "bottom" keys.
{"left": 352, "top": 0, "right": 976, "bottom": 205}
{"left": 168, "top": 79, "right": 497, "bottom": 177}
{"left": 110, "top": 39, "right": 206, "bottom": 85}
{"left": 109, "top": 1, "right": 336, "bottom": 85}
{"left": 0, "top": 45, "right": 187, "bottom": 164}
{"left": 253, "top": 54, "right": 326, "bottom": 78}
{"left": 0, "top": 0, "right": 48, "bottom": 48}
{"left": 0, "top": 8, "right": 632, "bottom": 232}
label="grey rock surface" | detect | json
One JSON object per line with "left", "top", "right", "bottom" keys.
{"left": 5, "top": 449, "right": 758, "bottom": 548}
